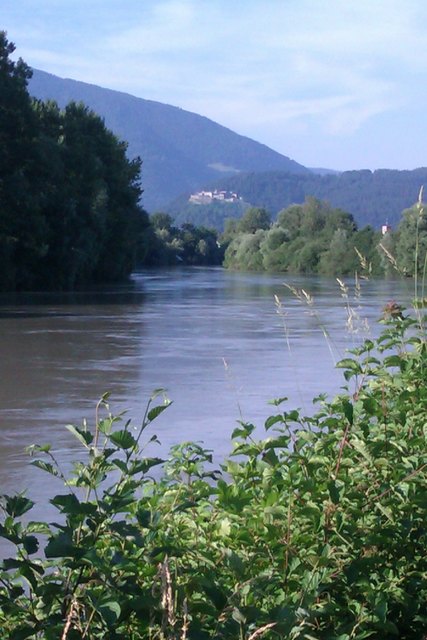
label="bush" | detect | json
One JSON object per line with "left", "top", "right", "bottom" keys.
{"left": 1, "top": 306, "right": 427, "bottom": 638}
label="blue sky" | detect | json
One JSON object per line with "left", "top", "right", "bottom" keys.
{"left": 2, "top": 0, "right": 427, "bottom": 171}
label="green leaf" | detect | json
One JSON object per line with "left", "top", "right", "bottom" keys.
{"left": 362, "top": 397, "right": 377, "bottom": 415}
{"left": 109, "top": 430, "right": 137, "bottom": 450}
{"left": 26, "top": 443, "right": 51, "bottom": 455}
{"left": 112, "top": 458, "right": 128, "bottom": 473}
{"left": 269, "top": 396, "right": 288, "bottom": 406}
{"left": 150, "top": 387, "right": 168, "bottom": 400}
{"left": 26, "top": 521, "right": 51, "bottom": 535}
{"left": 52, "top": 493, "right": 97, "bottom": 516}
{"left": 351, "top": 438, "right": 372, "bottom": 463}
{"left": 376, "top": 503, "right": 394, "bottom": 522}
{"left": 264, "top": 415, "right": 283, "bottom": 430}
{"left": 0, "top": 523, "right": 21, "bottom": 545}
{"left": 136, "top": 508, "right": 151, "bottom": 527}
{"left": 2, "top": 557, "right": 22, "bottom": 570}
{"left": 336, "top": 358, "right": 361, "bottom": 372}
{"left": 232, "top": 422, "right": 256, "bottom": 438}
{"left": 45, "top": 532, "right": 76, "bottom": 558}
{"left": 375, "top": 598, "right": 388, "bottom": 624}
{"left": 284, "top": 409, "right": 301, "bottom": 421}
{"left": 97, "top": 418, "right": 113, "bottom": 435}
{"left": 262, "top": 448, "right": 280, "bottom": 466}
{"left": 23, "top": 535, "right": 39, "bottom": 555}
{"left": 109, "top": 521, "right": 143, "bottom": 543}
{"left": 384, "top": 355, "right": 403, "bottom": 369}
{"left": 9, "top": 625, "right": 37, "bottom": 640}
{"left": 224, "top": 549, "right": 245, "bottom": 578}
{"left": 2, "top": 557, "right": 44, "bottom": 576}
{"left": 66, "top": 424, "right": 93, "bottom": 447}
{"left": 147, "top": 402, "right": 172, "bottom": 422}
{"left": 51, "top": 493, "right": 79, "bottom": 513}
{"left": 328, "top": 480, "right": 341, "bottom": 504}
{"left": 129, "top": 457, "right": 164, "bottom": 475}
{"left": 30, "top": 460, "right": 59, "bottom": 476}
{"left": 173, "top": 499, "right": 196, "bottom": 513}
{"left": 97, "top": 599, "right": 121, "bottom": 627}
{"left": 198, "top": 578, "right": 228, "bottom": 610}
{"left": 3, "top": 494, "right": 34, "bottom": 517}
{"left": 342, "top": 399, "right": 353, "bottom": 425}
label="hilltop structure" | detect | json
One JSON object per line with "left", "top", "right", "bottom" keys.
{"left": 189, "top": 189, "right": 242, "bottom": 205}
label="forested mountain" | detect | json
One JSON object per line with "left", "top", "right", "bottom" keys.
{"left": 28, "top": 70, "right": 310, "bottom": 211}
{"left": 175, "top": 168, "right": 427, "bottom": 231}
{"left": 29, "top": 71, "right": 426, "bottom": 231}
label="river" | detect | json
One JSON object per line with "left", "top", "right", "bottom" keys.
{"left": 0, "top": 267, "right": 413, "bottom": 541}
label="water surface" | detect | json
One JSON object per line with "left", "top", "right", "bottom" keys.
{"left": 0, "top": 267, "right": 412, "bottom": 533}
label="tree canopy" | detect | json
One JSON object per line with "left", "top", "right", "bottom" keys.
{"left": 223, "top": 197, "right": 382, "bottom": 275}
{"left": 0, "top": 32, "right": 150, "bottom": 291}
{"left": 393, "top": 199, "right": 427, "bottom": 276}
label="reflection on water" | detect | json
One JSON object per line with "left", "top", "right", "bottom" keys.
{"left": 0, "top": 267, "right": 412, "bottom": 548}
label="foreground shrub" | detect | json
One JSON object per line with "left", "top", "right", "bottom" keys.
{"left": 1, "top": 305, "right": 427, "bottom": 639}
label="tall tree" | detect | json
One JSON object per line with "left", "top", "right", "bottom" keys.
{"left": 238, "top": 207, "right": 271, "bottom": 234}
{"left": 394, "top": 201, "right": 427, "bottom": 277}
{"left": 0, "top": 32, "right": 150, "bottom": 290}
{"left": 0, "top": 31, "right": 47, "bottom": 289}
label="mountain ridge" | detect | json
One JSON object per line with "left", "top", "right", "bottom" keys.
{"left": 28, "top": 69, "right": 310, "bottom": 211}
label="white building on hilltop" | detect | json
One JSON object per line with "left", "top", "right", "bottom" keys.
{"left": 189, "top": 189, "right": 242, "bottom": 205}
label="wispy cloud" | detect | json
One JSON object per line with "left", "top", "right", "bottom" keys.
{"left": 4, "top": 0, "right": 427, "bottom": 168}
{"left": 87, "top": 1, "right": 421, "bottom": 132}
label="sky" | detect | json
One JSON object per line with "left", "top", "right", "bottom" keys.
{"left": 2, "top": 0, "right": 427, "bottom": 172}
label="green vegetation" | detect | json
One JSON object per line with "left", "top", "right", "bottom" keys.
{"left": 146, "top": 214, "right": 224, "bottom": 266}
{"left": 169, "top": 199, "right": 250, "bottom": 230}
{"left": 1, "top": 302, "right": 427, "bottom": 638}
{"left": 223, "top": 199, "right": 382, "bottom": 275}
{"left": 0, "top": 32, "right": 151, "bottom": 291}
{"left": 393, "top": 200, "right": 427, "bottom": 277}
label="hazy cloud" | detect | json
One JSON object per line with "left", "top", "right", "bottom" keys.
{"left": 3, "top": 0, "right": 427, "bottom": 169}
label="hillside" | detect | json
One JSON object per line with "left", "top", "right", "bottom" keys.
{"left": 168, "top": 168, "right": 427, "bottom": 230}
{"left": 28, "top": 70, "right": 310, "bottom": 211}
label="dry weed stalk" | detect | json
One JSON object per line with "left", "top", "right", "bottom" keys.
{"left": 284, "top": 283, "right": 337, "bottom": 365}
{"left": 180, "top": 598, "right": 189, "bottom": 640}
{"left": 336, "top": 277, "right": 369, "bottom": 335}
{"left": 222, "top": 357, "right": 244, "bottom": 422}
{"left": 61, "top": 597, "right": 82, "bottom": 640}
{"left": 247, "top": 622, "right": 277, "bottom": 639}
{"left": 157, "top": 556, "right": 176, "bottom": 638}
{"left": 354, "top": 247, "right": 371, "bottom": 277}
{"left": 274, "top": 293, "right": 291, "bottom": 352}
{"left": 378, "top": 241, "right": 401, "bottom": 275}
{"left": 284, "top": 284, "right": 314, "bottom": 311}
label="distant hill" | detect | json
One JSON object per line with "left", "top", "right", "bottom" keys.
{"left": 169, "top": 168, "right": 427, "bottom": 231}
{"left": 28, "top": 69, "right": 310, "bottom": 211}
